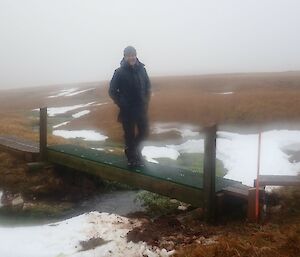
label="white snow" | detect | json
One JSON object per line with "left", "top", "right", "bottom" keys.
{"left": 33, "top": 102, "right": 96, "bottom": 117}
{"left": 142, "top": 146, "right": 180, "bottom": 163}
{"left": 65, "top": 88, "right": 95, "bottom": 97}
{"left": 94, "top": 102, "right": 109, "bottom": 106}
{"left": 167, "top": 139, "right": 204, "bottom": 153}
{"left": 91, "top": 147, "right": 105, "bottom": 151}
{"left": 72, "top": 110, "right": 90, "bottom": 118}
{"left": 214, "top": 91, "right": 234, "bottom": 95}
{"left": 152, "top": 123, "right": 199, "bottom": 138}
{"left": 142, "top": 130, "right": 300, "bottom": 186}
{"left": 47, "top": 88, "right": 95, "bottom": 98}
{"left": 53, "top": 130, "right": 108, "bottom": 141}
{"left": 47, "top": 88, "right": 79, "bottom": 98}
{"left": 53, "top": 121, "right": 70, "bottom": 129}
{"left": 217, "top": 130, "right": 300, "bottom": 186}
{"left": 0, "top": 212, "right": 174, "bottom": 257}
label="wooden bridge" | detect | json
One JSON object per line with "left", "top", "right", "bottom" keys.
{"left": 8, "top": 107, "right": 300, "bottom": 222}
{"left": 47, "top": 144, "right": 241, "bottom": 207}
{"left": 0, "top": 108, "right": 254, "bottom": 222}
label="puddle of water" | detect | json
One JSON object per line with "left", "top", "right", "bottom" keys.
{"left": 79, "top": 190, "right": 144, "bottom": 216}
{"left": 0, "top": 190, "right": 143, "bottom": 227}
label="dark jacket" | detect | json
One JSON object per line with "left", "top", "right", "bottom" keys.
{"left": 109, "top": 58, "right": 151, "bottom": 109}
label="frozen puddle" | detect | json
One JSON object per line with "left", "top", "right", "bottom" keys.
{"left": 0, "top": 212, "right": 174, "bottom": 257}
{"left": 152, "top": 122, "right": 200, "bottom": 138}
{"left": 53, "top": 130, "right": 108, "bottom": 141}
{"left": 142, "top": 130, "right": 300, "bottom": 186}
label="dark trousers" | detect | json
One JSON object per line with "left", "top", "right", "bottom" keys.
{"left": 119, "top": 105, "right": 149, "bottom": 162}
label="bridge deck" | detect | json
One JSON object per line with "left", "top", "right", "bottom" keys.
{"left": 0, "top": 135, "right": 39, "bottom": 161}
{"left": 47, "top": 144, "right": 240, "bottom": 206}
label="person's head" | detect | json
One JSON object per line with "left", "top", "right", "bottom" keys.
{"left": 123, "top": 46, "right": 137, "bottom": 66}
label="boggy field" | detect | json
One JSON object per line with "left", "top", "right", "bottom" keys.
{"left": 0, "top": 71, "right": 300, "bottom": 143}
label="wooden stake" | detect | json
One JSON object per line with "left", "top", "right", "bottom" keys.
{"left": 203, "top": 124, "right": 217, "bottom": 223}
{"left": 39, "top": 107, "right": 47, "bottom": 161}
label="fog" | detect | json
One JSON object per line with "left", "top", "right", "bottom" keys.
{"left": 0, "top": 0, "right": 300, "bottom": 89}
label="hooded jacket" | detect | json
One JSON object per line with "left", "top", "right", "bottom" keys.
{"left": 109, "top": 58, "right": 151, "bottom": 109}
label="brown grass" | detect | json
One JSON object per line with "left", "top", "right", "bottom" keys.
{"left": 174, "top": 216, "right": 300, "bottom": 257}
{"left": 1, "top": 72, "right": 300, "bottom": 142}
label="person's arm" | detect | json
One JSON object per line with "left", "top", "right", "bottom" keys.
{"left": 144, "top": 68, "right": 151, "bottom": 102}
{"left": 109, "top": 70, "right": 121, "bottom": 106}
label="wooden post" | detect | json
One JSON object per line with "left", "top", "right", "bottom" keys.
{"left": 203, "top": 124, "right": 217, "bottom": 223}
{"left": 247, "top": 188, "right": 256, "bottom": 222}
{"left": 39, "top": 107, "right": 47, "bottom": 161}
{"left": 255, "top": 132, "right": 262, "bottom": 222}
{"left": 248, "top": 187, "right": 265, "bottom": 222}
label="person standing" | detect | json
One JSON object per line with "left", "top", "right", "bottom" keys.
{"left": 109, "top": 46, "right": 151, "bottom": 167}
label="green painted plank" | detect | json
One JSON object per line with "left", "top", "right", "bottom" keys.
{"left": 47, "top": 144, "right": 238, "bottom": 191}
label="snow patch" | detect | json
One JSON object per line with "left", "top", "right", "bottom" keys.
{"left": 142, "top": 130, "right": 300, "bottom": 186}
{"left": 214, "top": 91, "right": 234, "bottom": 95}
{"left": 52, "top": 121, "right": 70, "bottom": 129}
{"left": 65, "top": 88, "right": 95, "bottom": 97}
{"left": 72, "top": 110, "right": 90, "bottom": 118}
{"left": 91, "top": 147, "right": 105, "bottom": 151}
{"left": 142, "top": 146, "right": 180, "bottom": 163}
{"left": 94, "top": 102, "right": 109, "bottom": 106}
{"left": 33, "top": 102, "right": 96, "bottom": 117}
{"left": 47, "top": 88, "right": 78, "bottom": 98}
{"left": 217, "top": 130, "right": 300, "bottom": 186}
{"left": 0, "top": 212, "right": 174, "bottom": 257}
{"left": 47, "top": 88, "right": 95, "bottom": 98}
{"left": 152, "top": 122, "right": 199, "bottom": 138}
{"left": 167, "top": 139, "right": 204, "bottom": 153}
{"left": 53, "top": 130, "right": 108, "bottom": 141}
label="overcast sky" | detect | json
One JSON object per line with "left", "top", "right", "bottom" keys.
{"left": 0, "top": 0, "right": 300, "bottom": 89}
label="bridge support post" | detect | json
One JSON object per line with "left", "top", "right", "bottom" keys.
{"left": 39, "top": 107, "right": 47, "bottom": 161}
{"left": 203, "top": 124, "right": 217, "bottom": 223}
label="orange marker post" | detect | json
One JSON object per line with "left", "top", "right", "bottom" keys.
{"left": 255, "top": 132, "right": 262, "bottom": 222}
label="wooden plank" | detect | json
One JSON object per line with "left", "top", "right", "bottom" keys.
{"left": 47, "top": 149, "right": 204, "bottom": 206}
{"left": 0, "top": 136, "right": 39, "bottom": 153}
{"left": 255, "top": 175, "right": 300, "bottom": 187}
{"left": 39, "top": 107, "right": 48, "bottom": 161}
{"left": 222, "top": 184, "right": 250, "bottom": 200}
{"left": 0, "top": 136, "right": 39, "bottom": 161}
{"left": 48, "top": 144, "right": 239, "bottom": 192}
{"left": 203, "top": 124, "right": 217, "bottom": 222}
